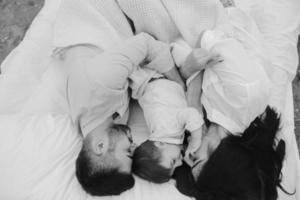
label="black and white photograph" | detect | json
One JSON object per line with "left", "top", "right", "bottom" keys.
{"left": 0, "top": 0, "right": 300, "bottom": 199}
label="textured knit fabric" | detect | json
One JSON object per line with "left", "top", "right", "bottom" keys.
{"left": 89, "top": 0, "right": 133, "bottom": 39}
{"left": 117, "top": 0, "right": 227, "bottom": 47}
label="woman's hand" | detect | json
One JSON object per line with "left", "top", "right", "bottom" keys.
{"left": 180, "top": 48, "right": 222, "bottom": 79}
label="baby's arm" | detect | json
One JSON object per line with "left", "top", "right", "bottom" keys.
{"left": 179, "top": 107, "right": 204, "bottom": 166}
{"left": 187, "top": 128, "right": 203, "bottom": 156}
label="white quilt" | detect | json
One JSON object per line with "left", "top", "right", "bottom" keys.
{"left": 0, "top": 0, "right": 299, "bottom": 199}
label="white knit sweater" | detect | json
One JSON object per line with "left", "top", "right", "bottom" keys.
{"left": 117, "top": 0, "right": 227, "bottom": 47}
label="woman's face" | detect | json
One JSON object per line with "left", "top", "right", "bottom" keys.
{"left": 189, "top": 124, "right": 227, "bottom": 179}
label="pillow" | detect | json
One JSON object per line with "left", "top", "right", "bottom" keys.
{"left": 0, "top": 114, "right": 85, "bottom": 200}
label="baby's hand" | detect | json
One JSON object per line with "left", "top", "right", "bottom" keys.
{"left": 184, "top": 127, "right": 203, "bottom": 166}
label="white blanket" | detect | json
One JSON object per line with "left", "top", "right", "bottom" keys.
{"left": 117, "top": 0, "right": 227, "bottom": 47}
{"left": 0, "top": 0, "right": 299, "bottom": 199}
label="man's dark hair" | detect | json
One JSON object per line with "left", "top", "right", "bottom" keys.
{"left": 132, "top": 140, "right": 171, "bottom": 183}
{"left": 173, "top": 106, "right": 292, "bottom": 200}
{"left": 75, "top": 146, "right": 135, "bottom": 196}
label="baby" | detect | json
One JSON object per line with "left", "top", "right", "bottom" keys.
{"left": 129, "top": 53, "right": 219, "bottom": 183}
{"left": 133, "top": 16, "right": 271, "bottom": 182}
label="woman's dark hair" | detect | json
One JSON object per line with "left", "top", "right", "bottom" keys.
{"left": 173, "top": 106, "right": 291, "bottom": 200}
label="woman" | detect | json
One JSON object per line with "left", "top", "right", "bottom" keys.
{"left": 172, "top": 106, "right": 288, "bottom": 200}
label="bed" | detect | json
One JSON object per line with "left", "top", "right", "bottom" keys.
{"left": 0, "top": 0, "right": 299, "bottom": 199}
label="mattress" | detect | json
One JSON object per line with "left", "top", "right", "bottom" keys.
{"left": 0, "top": 0, "right": 299, "bottom": 199}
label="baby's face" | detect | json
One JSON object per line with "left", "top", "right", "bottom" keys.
{"left": 158, "top": 143, "right": 183, "bottom": 174}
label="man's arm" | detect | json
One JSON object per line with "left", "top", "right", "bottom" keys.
{"left": 110, "top": 33, "right": 174, "bottom": 72}
{"left": 81, "top": 32, "right": 184, "bottom": 90}
{"left": 111, "top": 32, "right": 185, "bottom": 87}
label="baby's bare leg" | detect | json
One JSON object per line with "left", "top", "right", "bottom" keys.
{"left": 186, "top": 71, "right": 204, "bottom": 114}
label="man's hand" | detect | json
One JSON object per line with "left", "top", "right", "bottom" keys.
{"left": 180, "top": 48, "right": 222, "bottom": 79}
{"left": 163, "top": 66, "right": 186, "bottom": 90}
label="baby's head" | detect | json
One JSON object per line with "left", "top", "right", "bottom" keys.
{"left": 132, "top": 140, "right": 183, "bottom": 183}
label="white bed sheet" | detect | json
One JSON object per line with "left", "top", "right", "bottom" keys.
{"left": 0, "top": 0, "right": 299, "bottom": 199}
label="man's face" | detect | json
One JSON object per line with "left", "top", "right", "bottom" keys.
{"left": 87, "top": 124, "right": 136, "bottom": 174}
{"left": 112, "top": 129, "right": 136, "bottom": 173}
{"left": 158, "top": 143, "right": 183, "bottom": 174}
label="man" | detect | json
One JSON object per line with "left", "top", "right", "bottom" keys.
{"left": 56, "top": 33, "right": 184, "bottom": 196}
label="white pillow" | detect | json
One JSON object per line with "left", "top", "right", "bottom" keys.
{"left": 0, "top": 114, "right": 85, "bottom": 200}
